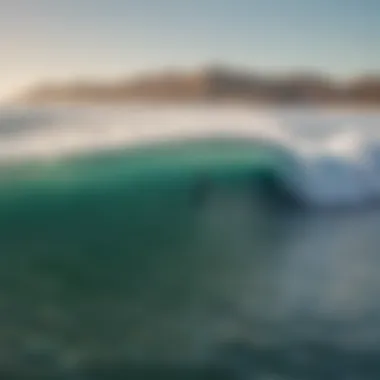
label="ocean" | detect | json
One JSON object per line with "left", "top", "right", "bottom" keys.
{"left": 1, "top": 104, "right": 380, "bottom": 379}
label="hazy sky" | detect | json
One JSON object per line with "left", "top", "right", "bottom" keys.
{"left": 1, "top": 0, "right": 380, "bottom": 98}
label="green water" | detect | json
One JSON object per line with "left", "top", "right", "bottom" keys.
{"left": 0, "top": 140, "right": 379, "bottom": 379}
{"left": 0, "top": 140, "right": 289, "bottom": 378}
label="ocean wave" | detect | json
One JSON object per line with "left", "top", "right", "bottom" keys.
{"left": 1, "top": 105, "right": 380, "bottom": 209}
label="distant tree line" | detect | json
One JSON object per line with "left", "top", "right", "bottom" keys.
{"left": 23, "top": 66, "right": 380, "bottom": 105}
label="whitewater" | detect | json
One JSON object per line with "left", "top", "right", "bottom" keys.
{"left": 1, "top": 104, "right": 380, "bottom": 208}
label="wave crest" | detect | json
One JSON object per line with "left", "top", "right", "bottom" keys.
{"left": 2, "top": 105, "right": 380, "bottom": 209}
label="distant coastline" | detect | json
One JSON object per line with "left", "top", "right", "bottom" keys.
{"left": 17, "top": 66, "right": 380, "bottom": 106}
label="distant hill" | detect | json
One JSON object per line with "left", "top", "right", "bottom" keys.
{"left": 19, "top": 66, "right": 380, "bottom": 105}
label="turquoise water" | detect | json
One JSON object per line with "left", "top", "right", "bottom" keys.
{"left": 1, "top": 139, "right": 380, "bottom": 379}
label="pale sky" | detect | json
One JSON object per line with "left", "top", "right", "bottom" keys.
{"left": 1, "top": 0, "right": 380, "bottom": 99}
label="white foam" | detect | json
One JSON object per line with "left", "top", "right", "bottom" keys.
{"left": 1, "top": 104, "right": 380, "bottom": 207}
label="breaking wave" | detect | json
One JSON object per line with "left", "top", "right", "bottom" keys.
{"left": 1, "top": 104, "right": 380, "bottom": 209}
